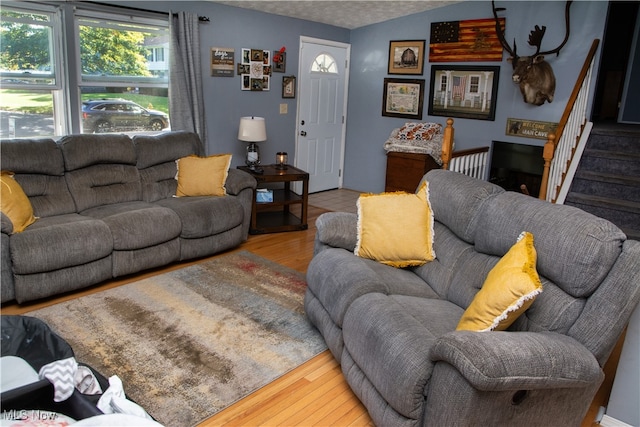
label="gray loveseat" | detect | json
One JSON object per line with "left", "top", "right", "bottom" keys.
{"left": 1, "top": 132, "right": 256, "bottom": 304}
{"left": 305, "top": 169, "right": 640, "bottom": 426}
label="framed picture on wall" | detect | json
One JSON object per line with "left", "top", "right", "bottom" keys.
{"left": 282, "top": 75, "right": 296, "bottom": 98}
{"left": 388, "top": 40, "right": 426, "bottom": 75}
{"left": 427, "top": 65, "right": 499, "bottom": 121}
{"left": 210, "top": 47, "right": 234, "bottom": 77}
{"left": 382, "top": 78, "right": 425, "bottom": 119}
{"left": 240, "top": 48, "right": 272, "bottom": 91}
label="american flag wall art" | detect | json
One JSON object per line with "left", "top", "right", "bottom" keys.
{"left": 429, "top": 18, "right": 505, "bottom": 62}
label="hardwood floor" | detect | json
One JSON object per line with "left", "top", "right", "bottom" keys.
{"left": 1, "top": 204, "right": 614, "bottom": 426}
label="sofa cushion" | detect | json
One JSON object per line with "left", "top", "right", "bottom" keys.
{"left": 474, "top": 191, "right": 625, "bottom": 298}
{"left": 306, "top": 248, "right": 439, "bottom": 328}
{"left": 343, "top": 292, "right": 463, "bottom": 420}
{"left": 1, "top": 172, "right": 37, "bottom": 233}
{"left": 133, "top": 131, "right": 204, "bottom": 170}
{"left": 60, "top": 134, "right": 142, "bottom": 212}
{"left": 355, "top": 181, "right": 434, "bottom": 267}
{"left": 64, "top": 164, "right": 142, "bottom": 212}
{"left": 59, "top": 134, "right": 137, "bottom": 170}
{"left": 134, "top": 131, "right": 204, "bottom": 202}
{"left": 457, "top": 232, "right": 542, "bottom": 332}
{"left": 175, "top": 154, "right": 232, "bottom": 197}
{"left": 0, "top": 138, "right": 76, "bottom": 217}
{"left": 412, "top": 221, "right": 478, "bottom": 300}
{"left": 154, "top": 196, "right": 244, "bottom": 238}
{"left": 81, "top": 202, "right": 181, "bottom": 250}
{"left": 423, "top": 169, "right": 504, "bottom": 244}
{"left": 10, "top": 214, "right": 113, "bottom": 274}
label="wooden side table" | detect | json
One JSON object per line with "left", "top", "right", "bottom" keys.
{"left": 238, "top": 165, "right": 309, "bottom": 234}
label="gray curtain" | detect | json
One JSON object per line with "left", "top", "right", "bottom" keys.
{"left": 169, "top": 11, "right": 206, "bottom": 144}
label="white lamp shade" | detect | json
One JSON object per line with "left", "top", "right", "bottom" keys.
{"left": 238, "top": 116, "right": 267, "bottom": 142}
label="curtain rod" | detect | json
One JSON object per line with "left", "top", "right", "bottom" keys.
{"left": 84, "top": 2, "right": 210, "bottom": 22}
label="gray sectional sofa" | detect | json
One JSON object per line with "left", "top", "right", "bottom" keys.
{"left": 305, "top": 169, "right": 640, "bottom": 427}
{"left": 1, "top": 132, "right": 256, "bottom": 304}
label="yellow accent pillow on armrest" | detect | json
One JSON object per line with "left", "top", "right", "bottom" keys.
{"left": 354, "top": 181, "right": 435, "bottom": 268}
{"left": 175, "top": 154, "right": 232, "bottom": 197}
{"left": 456, "top": 231, "right": 542, "bottom": 332}
{"left": 1, "top": 171, "right": 37, "bottom": 233}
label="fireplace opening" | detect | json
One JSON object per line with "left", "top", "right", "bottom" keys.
{"left": 489, "top": 141, "right": 544, "bottom": 198}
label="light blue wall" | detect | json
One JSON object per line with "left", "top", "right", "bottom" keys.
{"left": 112, "top": 1, "right": 349, "bottom": 167}
{"left": 344, "top": 1, "right": 609, "bottom": 193}
{"left": 113, "top": 1, "right": 608, "bottom": 191}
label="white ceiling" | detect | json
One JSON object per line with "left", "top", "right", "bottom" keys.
{"left": 210, "top": 1, "right": 460, "bottom": 29}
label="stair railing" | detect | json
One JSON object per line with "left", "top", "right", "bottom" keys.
{"left": 539, "top": 39, "right": 600, "bottom": 202}
{"left": 441, "top": 118, "right": 490, "bottom": 180}
{"left": 448, "top": 147, "right": 490, "bottom": 179}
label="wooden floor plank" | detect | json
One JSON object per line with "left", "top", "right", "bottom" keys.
{"left": 206, "top": 351, "right": 334, "bottom": 426}
{"left": 262, "top": 370, "right": 346, "bottom": 426}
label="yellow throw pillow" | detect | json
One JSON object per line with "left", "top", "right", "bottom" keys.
{"left": 456, "top": 232, "right": 543, "bottom": 332}
{"left": 354, "top": 181, "right": 435, "bottom": 268}
{"left": 175, "top": 154, "right": 232, "bottom": 197}
{"left": 1, "top": 171, "right": 37, "bottom": 233}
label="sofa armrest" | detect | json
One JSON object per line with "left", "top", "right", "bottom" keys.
{"left": 430, "top": 330, "right": 604, "bottom": 391}
{"left": 1, "top": 212, "right": 14, "bottom": 235}
{"left": 315, "top": 212, "right": 358, "bottom": 252}
{"left": 225, "top": 168, "right": 257, "bottom": 196}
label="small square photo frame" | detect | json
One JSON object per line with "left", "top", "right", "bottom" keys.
{"left": 273, "top": 51, "right": 286, "bottom": 73}
{"left": 388, "top": 40, "right": 426, "bottom": 75}
{"left": 250, "top": 49, "right": 264, "bottom": 62}
{"left": 282, "top": 75, "right": 296, "bottom": 98}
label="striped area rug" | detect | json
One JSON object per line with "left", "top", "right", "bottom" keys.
{"left": 28, "top": 251, "right": 327, "bottom": 427}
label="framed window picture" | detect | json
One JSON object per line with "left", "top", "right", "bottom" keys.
{"left": 388, "top": 40, "right": 426, "bottom": 75}
{"left": 282, "top": 75, "right": 296, "bottom": 98}
{"left": 382, "top": 78, "right": 425, "bottom": 119}
{"left": 427, "top": 65, "right": 499, "bottom": 121}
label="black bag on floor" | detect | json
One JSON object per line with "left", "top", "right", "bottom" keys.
{"left": 1, "top": 315, "right": 107, "bottom": 420}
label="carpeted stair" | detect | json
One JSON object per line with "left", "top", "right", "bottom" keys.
{"left": 565, "top": 124, "right": 640, "bottom": 241}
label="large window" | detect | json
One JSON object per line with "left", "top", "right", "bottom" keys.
{"left": 0, "top": 2, "right": 170, "bottom": 138}
{"left": 0, "top": 4, "right": 61, "bottom": 137}
{"left": 76, "top": 10, "right": 170, "bottom": 134}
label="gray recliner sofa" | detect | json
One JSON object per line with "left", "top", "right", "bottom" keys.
{"left": 1, "top": 131, "right": 256, "bottom": 304}
{"left": 305, "top": 169, "right": 640, "bottom": 427}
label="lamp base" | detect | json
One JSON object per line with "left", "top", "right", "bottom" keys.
{"left": 245, "top": 142, "right": 262, "bottom": 172}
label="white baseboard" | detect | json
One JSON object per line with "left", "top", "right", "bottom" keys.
{"left": 600, "top": 414, "right": 634, "bottom": 427}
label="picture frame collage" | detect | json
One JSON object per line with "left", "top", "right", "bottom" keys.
{"left": 238, "top": 49, "right": 272, "bottom": 91}
{"left": 383, "top": 19, "right": 505, "bottom": 121}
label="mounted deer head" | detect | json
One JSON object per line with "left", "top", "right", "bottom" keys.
{"left": 492, "top": 1, "right": 572, "bottom": 106}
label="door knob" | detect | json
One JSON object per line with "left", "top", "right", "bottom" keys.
{"left": 300, "top": 131, "right": 307, "bottom": 136}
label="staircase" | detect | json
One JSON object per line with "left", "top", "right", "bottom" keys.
{"left": 564, "top": 123, "right": 640, "bottom": 241}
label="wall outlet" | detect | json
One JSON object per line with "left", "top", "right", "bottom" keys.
{"left": 279, "top": 103, "right": 288, "bottom": 114}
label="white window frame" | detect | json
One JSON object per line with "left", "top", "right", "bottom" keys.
{"left": 1, "top": 2, "right": 68, "bottom": 135}
{"left": 73, "top": 9, "right": 169, "bottom": 88}
{"left": 1, "top": 2, "right": 170, "bottom": 137}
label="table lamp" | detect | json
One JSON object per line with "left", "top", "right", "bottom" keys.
{"left": 238, "top": 116, "right": 266, "bottom": 172}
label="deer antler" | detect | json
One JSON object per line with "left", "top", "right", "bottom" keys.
{"left": 528, "top": 25, "right": 547, "bottom": 56}
{"left": 492, "top": 1, "right": 572, "bottom": 59}
{"left": 536, "top": 1, "right": 572, "bottom": 57}
{"left": 491, "top": 1, "right": 517, "bottom": 59}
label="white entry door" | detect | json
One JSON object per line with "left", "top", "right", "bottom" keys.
{"left": 295, "top": 37, "right": 350, "bottom": 193}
